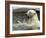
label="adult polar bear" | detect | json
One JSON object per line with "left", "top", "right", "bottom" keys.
{"left": 24, "top": 10, "right": 40, "bottom": 30}
{"left": 13, "top": 9, "right": 40, "bottom": 30}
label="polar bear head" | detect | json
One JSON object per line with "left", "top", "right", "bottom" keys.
{"left": 25, "top": 10, "right": 36, "bottom": 17}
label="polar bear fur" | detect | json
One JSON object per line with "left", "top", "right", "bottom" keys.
{"left": 25, "top": 10, "right": 40, "bottom": 29}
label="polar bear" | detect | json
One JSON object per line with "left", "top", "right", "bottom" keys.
{"left": 24, "top": 10, "right": 40, "bottom": 30}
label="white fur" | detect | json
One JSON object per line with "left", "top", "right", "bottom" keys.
{"left": 25, "top": 10, "right": 40, "bottom": 29}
